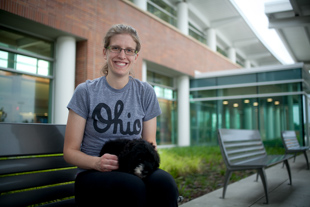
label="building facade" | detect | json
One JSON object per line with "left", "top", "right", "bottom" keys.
{"left": 191, "top": 63, "right": 310, "bottom": 147}
{"left": 0, "top": 0, "right": 309, "bottom": 147}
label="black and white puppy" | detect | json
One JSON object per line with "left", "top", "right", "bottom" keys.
{"left": 99, "top": 139, "right": 160, "bottom": 179}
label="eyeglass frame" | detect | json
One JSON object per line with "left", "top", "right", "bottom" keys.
{"left": 106, "top": 45, "right": 138, "bottom": 56}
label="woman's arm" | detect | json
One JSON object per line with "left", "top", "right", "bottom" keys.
{"left": 63, "top": 110, "right": 118, "bottom": 172}
{"left": 142, "top": 117, "right": 158, "bottom": 150}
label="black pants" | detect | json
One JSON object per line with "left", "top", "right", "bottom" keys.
{"left": 75, "top": 169, "right": 179, "bottom": 207}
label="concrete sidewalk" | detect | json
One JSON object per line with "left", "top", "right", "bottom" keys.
{"left": 180, "top": 151, "right": 310, "bottom": 207}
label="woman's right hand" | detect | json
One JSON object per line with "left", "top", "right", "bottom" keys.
{"left": 96, "top": 153, "right": 119, "bottom": 172}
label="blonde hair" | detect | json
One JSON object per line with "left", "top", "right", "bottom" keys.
{"left": 102, "top": 24, "right": 141, "bottom": 76}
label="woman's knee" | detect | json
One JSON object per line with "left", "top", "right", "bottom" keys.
{"left": 147, "top": 169, "right": 178, "bottom": 190}
{"left": 145, "top": 169, "right": 179, "bottom": 207}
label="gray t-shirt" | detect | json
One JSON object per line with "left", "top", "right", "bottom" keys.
{"left": 67, "top": 76, "right": 161, "bottom": 171}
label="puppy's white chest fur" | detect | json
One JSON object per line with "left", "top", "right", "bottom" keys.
{"left": 134, "top": 164, "right": 145, "bottom": 178}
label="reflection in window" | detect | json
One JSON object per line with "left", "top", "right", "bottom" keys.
{"left": 258, "top": 83, "right": 301, "bottom": 94}
{"left": 154, "top": 86, "right": 174, "bottom": 99}
{"left": 190, "top": 96, "right": 303, "bottom": 146}
{"left": 0, "top": 71, "right": 50, "bottom": 123}
{"left": 0, "top": 27, "right": 53, "bottom": 123}
{"left": 148, "top": 0, "right": 177, "bottom": 27}
{"left": 157, "top": 99, "right": 177, "bottom": 145}
{"left": 258, "top": 69, "right": 301, "bottom": 82}
{"left": 147, "top": 71, "right": 174, "bottom": 87}
{"left": 190, "top": 101, "right": 218, "bottom": 145}
{"left": 189, "top": 23, "right": 206, "bottom": 44}
{"left": 190, "top": 90, "right": 217, "bottom": 99}
{"left": 147, "top": 70, "right": 177, "bottom": 145}
{"left": 0, "top": 28, "right": 53, "bottom": 58}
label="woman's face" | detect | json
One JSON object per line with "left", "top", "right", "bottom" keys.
{"left": 103, "top": 34, "right": 139, "bottom": 78}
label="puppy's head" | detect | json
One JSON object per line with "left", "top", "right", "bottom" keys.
{"left": 119, "top": 139, "right": 160, "bottom": 178}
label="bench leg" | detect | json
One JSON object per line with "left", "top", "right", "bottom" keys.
{"left": 257, "top": 168, "right": 269, "bottom": 204}
{"left": 303, "top": 151, "right": 309, "bottom": 170}
{"left": 222, "top": 170, "right": 232, "bottom": 199}
{"left": 283, "top": 159, "right": 292, "bottom": 185}
{"left": 255, "top": 172, "right": 259, "bottom": 182}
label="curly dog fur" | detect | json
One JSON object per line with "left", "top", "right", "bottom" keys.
{"left": 99, "top": 139, "right": 160, "bottom": 178}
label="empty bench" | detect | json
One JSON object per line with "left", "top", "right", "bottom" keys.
{"left": 218, "top": 129, "right": 294, "bottom": 204}
{"left": 282, "top": 130, "right": 309, "bottom": 170}
{"left": 0, "top": 123, "right": 77, "bottom": 207}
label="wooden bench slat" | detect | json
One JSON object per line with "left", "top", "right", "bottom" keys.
{"left": 0, "top": 156, "right": 74, "bottom": 175}
{"left": 0, "top": 183, "right": 75, "bottom": 207}
{"left": 0, "top": 168, "right": 77, "bottom": 193}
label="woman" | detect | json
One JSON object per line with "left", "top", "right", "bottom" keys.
{"left": 63, "top": 24, "right": 179, "bottom": 207}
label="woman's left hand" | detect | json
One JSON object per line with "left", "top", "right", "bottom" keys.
{"left": 96, "top": 153, "right": 119, "bottom": 172}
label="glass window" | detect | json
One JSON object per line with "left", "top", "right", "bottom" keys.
{"left": 258, "top": 83, "right": 301, "bottom": 94}
{"left": 190, "top": 86, "right": 257, "bottom": 99}
{"left": 190, "top": 101, "right": 218, "bottom": 145}
{"left": 217, "top": 46, "right": 227, "bottom": 57}
{"left": 16, "top": 54, "right": 37, "bottom": 73}
{"left": 147, "top": 70, "right": 177, "bottom": 145}
{"left": 257, "top": 69, "right": 302, "bottom": 82}
{"left": 219, "top": 98, "right": 259, "bottom": 130}
{"left": 190, "top": 78, "right": 216, "bottom": 88}
{"left": 38, "top": 60, "right": 50, "bottom": 76}
{"left": 0, "top": 50, "right": 52, "bottom": 76}
{"left": 189, "top": 23, "right": 206, "bottom": 44}
{"left": 148, "top": 0, "right": 177, "bottom": 27}
{"left": 157, "top": 99, "right": 177, "bottom": 145}
{"left": 190, "top": 94, "right": 304, "bottom": 147}
{"left": 258, "top": 95, "right": 302, "bottom": 146}
{"left": 190, "top": 90, "right": 217, "bottom": 99}
{"left": 154, "top": 86, "right": 175, "bottom": 99}
{"left": 0, "top": 28, "right": 54, "bottom": 123}
{"left": 147, "top": 71, "right": 174, "bottom": 88}
{"left": 221, "top": 86, "right": 257, "bottom": 96}
{"left": 0, "top": 28, "right": 53, "bottom": 58}
{"left": 217, "top": 74, "right": 256, "bottom": 86}
{"left": 0, "top": 71, "right": 50, "bottom": 123}
{"left": 236, "top": 59, "right": 244, "bottom": 67}
{"left": 0, "top": 50, "right": 8, "bottom": 67}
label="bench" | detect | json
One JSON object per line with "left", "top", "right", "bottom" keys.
{"left": 281, "top": 130, "right": 309, "bottom": 170}
{"left": 0, "top": 123, "right": 77, "bottom": 207}
{"left": 218, "top": 129, "right": 294, "bottom": 204}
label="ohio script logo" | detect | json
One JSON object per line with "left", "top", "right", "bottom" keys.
{"left": 92, "top": 100, "right": 141, "bottom": 135}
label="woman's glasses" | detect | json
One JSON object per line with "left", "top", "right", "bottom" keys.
{"left": 107, "top": 46, "right": 137, "bottom": 56}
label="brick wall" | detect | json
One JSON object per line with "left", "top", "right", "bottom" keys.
{"left": 0, "top": 0, "right": 240, "bottom": 86}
